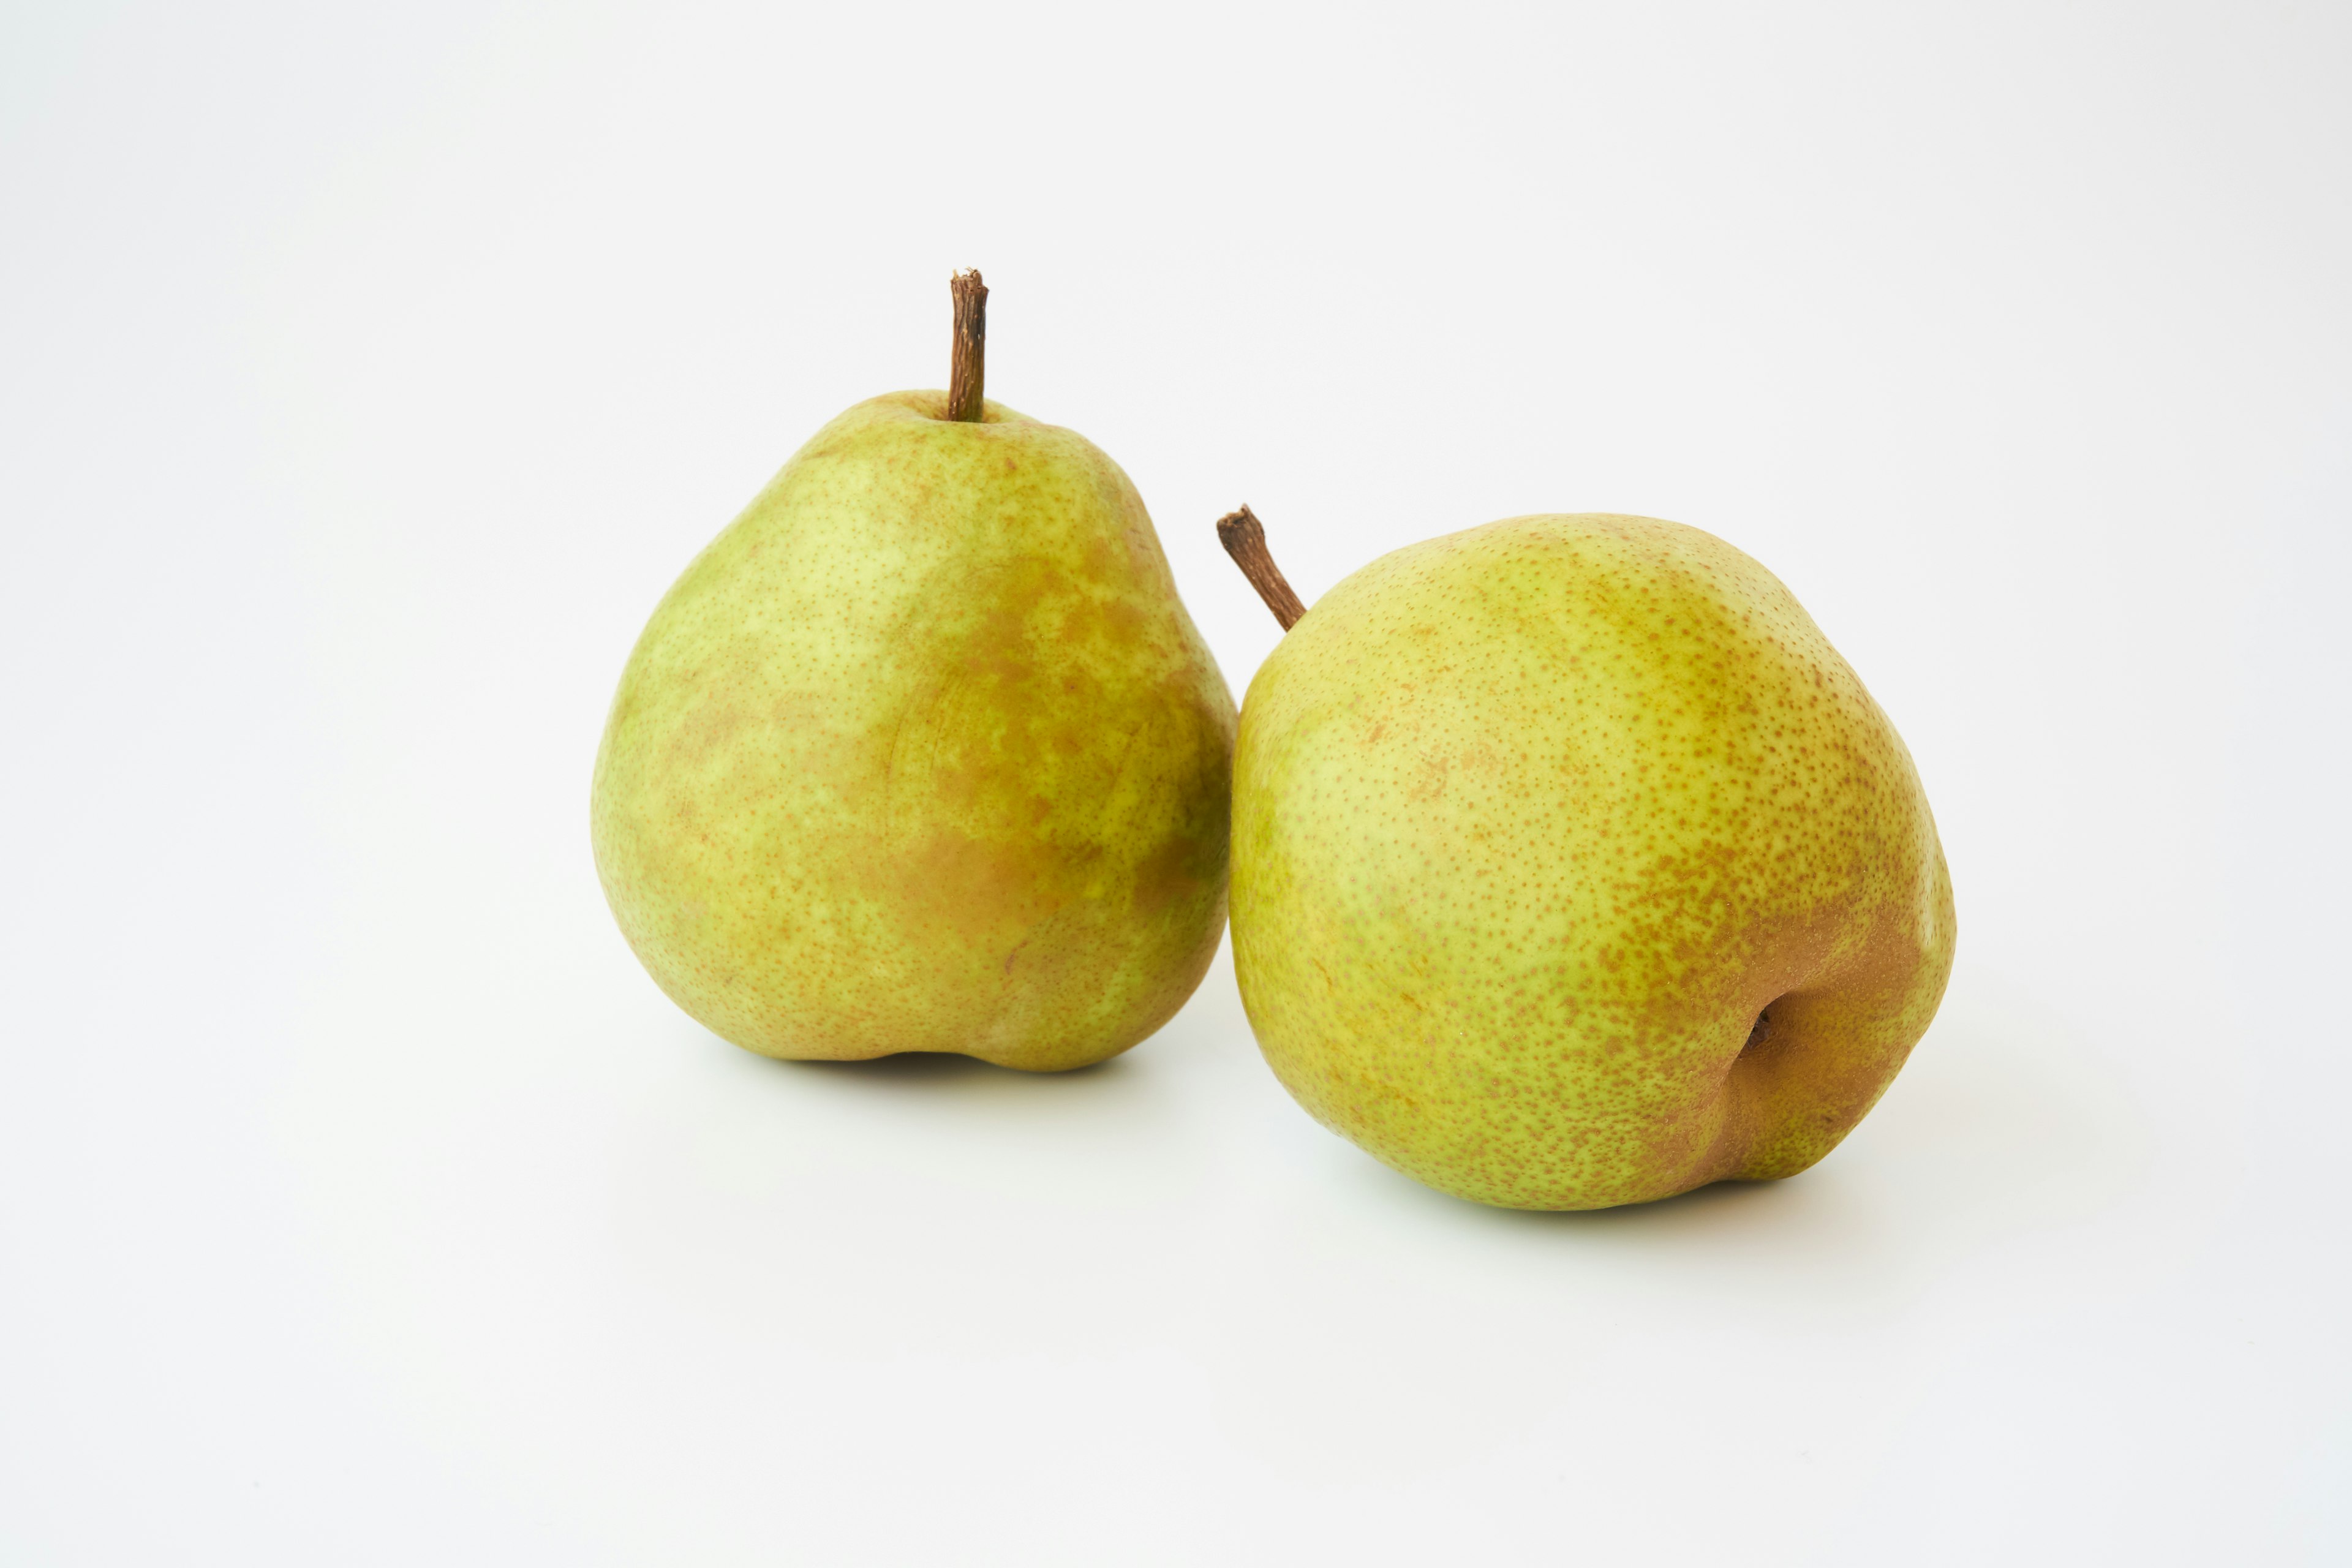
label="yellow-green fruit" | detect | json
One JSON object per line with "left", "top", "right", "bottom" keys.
{"left": 1230, "top": 514, "right": 1954, "bottom": 1208}
{"left": 592, "top": 392, "right": 1235, "bottom": 1071}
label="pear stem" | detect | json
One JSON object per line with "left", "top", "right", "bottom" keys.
{"left": 1215, "top": 505, "right": 1308, "bottom": 631}
{"left": 947, "top": 270, "right": 987, "bottom": 421}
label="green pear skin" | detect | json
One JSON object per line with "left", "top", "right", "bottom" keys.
{"left": 592, "top": 392, "right": 1236, "bottom": 1071}
{"left": 1229, "top": 514, "right": 1954, "bottom": 1208}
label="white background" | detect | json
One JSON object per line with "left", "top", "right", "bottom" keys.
{"left": 4, "top": 2, "right": 2347, "bottom": 1562}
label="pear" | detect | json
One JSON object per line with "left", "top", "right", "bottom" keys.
{"left": 1216, "top": 507, "right": 1954, "bottom": 1208}
{"left": 592, "top": 275, "right": 1235, "bottom": 1071}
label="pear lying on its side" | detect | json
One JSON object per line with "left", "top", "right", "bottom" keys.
{"left": 1221, "top": 510, "right": 1954, "bottom": 1208}
{"left": 593, "top": 277, "right": 1235, "bottom": 1071}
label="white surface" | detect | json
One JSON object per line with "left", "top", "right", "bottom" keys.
{"left": 4, "top": 3, "right": 2347, "bottom": 1562}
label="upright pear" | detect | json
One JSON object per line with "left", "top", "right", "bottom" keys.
{"left": 1217, "top": 508, "right": 1954, "bottom": 1208}
{"left": 593, "top": 276, "right": 1235, "bottom": 1071}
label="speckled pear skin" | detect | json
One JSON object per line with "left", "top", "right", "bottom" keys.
{"left": 1230, "top": 514, "right": 1954, "bottom": 1208}
{"left": 592, "top": 391, "right": 1236, "bottom": 1072}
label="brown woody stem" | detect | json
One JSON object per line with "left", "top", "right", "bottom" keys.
{"left": 946, "top": 270, "right": 987, "bottom": 421}
{"left": 1215, "top": 505, "right": 1308, "bottom": 631}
